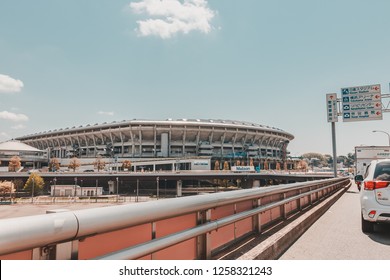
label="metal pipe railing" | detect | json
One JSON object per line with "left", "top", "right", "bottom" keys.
{"left": 0, "top": 211, "right": 79, "bottom": 256}
{"left": 41, "top": 178, "right": 342, "bottom": 239}
{"left": 96, "top": 179, "right": 350, "bottom": 260}
{"left": 0, "top": 177, "right": 349, "bottom": 257}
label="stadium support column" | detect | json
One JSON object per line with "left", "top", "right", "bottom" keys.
{"left": 161, "top": 132, "right": 169, "bottom": 158}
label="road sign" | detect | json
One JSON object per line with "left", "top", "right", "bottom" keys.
{"left": 341, "top": 84, "right": 382, "bottom": 122}
{"left": 326, "top": 93, "right": 338, "bottom": 122}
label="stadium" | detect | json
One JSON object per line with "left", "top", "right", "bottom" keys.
{"left": 15, "top": 119, "right": 294, "bottom": 171}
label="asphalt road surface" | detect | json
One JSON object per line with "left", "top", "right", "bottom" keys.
{"left": 280, "top": 182, "right": 390, "bottom": 260}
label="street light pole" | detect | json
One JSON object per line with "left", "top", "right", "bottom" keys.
{"left": 53, "top": 177, "right": 57, "bottom": 203}
{"left": 31, "top": 177, "right": 35, "bottom": 204}
{"left": 136, "top": 179, "right": 139, "bottom": 202}
{"left": 372, "top": 130, "right": 390, "bottom": 146}
{"left": 156, "top": 176, "right": 159, "bottom": 199}
{"left": 74, "top": 177, "right": 77, "bottom": 201}
{"left": 95, "top": 179, "right": 98, "bottom": 203}
{"left": 116, "top": 177, "right": 119, "bottom": 203}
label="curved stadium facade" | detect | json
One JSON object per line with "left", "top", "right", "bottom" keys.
{"left": 16, "top": 119, "right": 294, "bottom": 166}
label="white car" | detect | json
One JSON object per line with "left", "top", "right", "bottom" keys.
{"left": 355, "top": 159, "right": 390, "bottom": 233}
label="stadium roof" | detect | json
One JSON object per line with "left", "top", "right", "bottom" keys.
{"left": 18, "top": 118, "right": 294, "bottom": 140}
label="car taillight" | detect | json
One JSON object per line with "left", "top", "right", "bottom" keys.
{"left": 364, "top": 181, "right": 390, "bottom": 190}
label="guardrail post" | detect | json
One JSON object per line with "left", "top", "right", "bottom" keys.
{"left": 44, "top": 209, "right": 79, "bottom": 260}
{"left": 150, "top": 222, "right": 157, "bottom": 260}
{"left": 309, "top": 187, "right": 312, "bottom": 205}
{"left": 253, "top": 198, "right": 262, "bottom": 233}
{"left": 31, "top": 240, "right": 79, "bottom": 260}
{"left": 298, "top": 189, "right": 302, "bottom": 211}
{"left": 233, "top": 203, "right": 237, "bottom": 240}
{"left": 282, "top": 193, "right": 287, "bottom": 219}
{"left": 196, "top": 209, "right": 211, "bottom": 259}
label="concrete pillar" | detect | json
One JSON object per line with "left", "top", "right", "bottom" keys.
{"left": 161, "top": 132, "right": 169, "bottom": 157}
{"left": 252, "top": 180, "right": 260, "bottom": 188}
{"left": 108, "top": 180, "right": 115, "bottom": 194}
{"left": 176, "top": 180, "right": 182, "bottom": 197}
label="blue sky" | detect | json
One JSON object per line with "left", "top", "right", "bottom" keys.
{"left": 1, "top": 0, "right": 390, "bottom": 156}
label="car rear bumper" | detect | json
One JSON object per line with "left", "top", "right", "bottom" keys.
{"left": 362, "top": 206, "right": 390, "bottom": 222}
{"left": 361, "top": 194, "right": 390, "bottom": 222}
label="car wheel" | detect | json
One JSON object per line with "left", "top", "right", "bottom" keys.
{"left": 361, "top": 214, "right": 374, "bottom": 233}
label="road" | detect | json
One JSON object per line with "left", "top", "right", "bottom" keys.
{"left": 280, "top": 182, "right": 390, "bottom": 259}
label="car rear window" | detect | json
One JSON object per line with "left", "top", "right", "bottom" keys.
{"left": 374, "top": 162, "right": 390, "bottom": 180}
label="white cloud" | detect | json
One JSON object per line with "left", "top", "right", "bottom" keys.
{"left": 0, "top": 111, "right": 29, "bottom": 122}
{"left": 98, "top": 111, "right": 115, "bottom": 116}
{"left": 0, "top": 74, "right": 24, "bottom": 93}
{"left": 130, "top": 0, "right": 216, "bottom": 39}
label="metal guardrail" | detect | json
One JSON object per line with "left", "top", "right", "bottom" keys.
{"left": 0, "top": 177, "right": 350, "bottom": 260}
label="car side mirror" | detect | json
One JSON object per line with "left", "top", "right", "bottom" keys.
{"left": 354, "top": 175, "right": 364, "bottom": 182}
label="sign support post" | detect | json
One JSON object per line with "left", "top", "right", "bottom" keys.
{"left": 326, "top": 93, "right": 338, "bottom": 177}
{"left": 331, "top": 122, "right": 337, "bottom": 177}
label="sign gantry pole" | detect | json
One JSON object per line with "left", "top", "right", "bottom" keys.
{"left": 326, "top": 93, "right": 338, "bottom": 177}
{"left": 331, "top": 122, "right": 337, "bottom": 177}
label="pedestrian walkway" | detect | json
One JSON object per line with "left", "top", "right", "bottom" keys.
{"left": 279, "top": 183, "right": 390, "bottom": 259}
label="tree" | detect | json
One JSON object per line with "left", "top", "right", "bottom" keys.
{"left": 345, "top": 153, "right": 355, "bottom": 168}
{"left": 122, "top": 160, "right": 132, "bottom": 171}
{"left": 223, "top": 161, "right": 229, "bottom": 171}
{"left": 0, "top": 181, "right": 13, "bottom": 200}
{"left": 309, "top": 158, "right": 321, "bottom": 170}
{"left": 214, "top": 160, "right": 220, "bottom": 170}
{"left": 302, "top": 153, "right": 327, "bottom": 167}
{"left": 297, "top": 160, "right": 308, "bottom": 172}
{"left": 68, "top": 157, "right": 80, "bottom": 172}
{"left": 49, "top": 158, "right": 61, "bottom": 172}
{"left": 324, "top": 154, "right": 333, "bottom": 166}
{"left": 8, "top": 156, "right": 21, "bottom": 172}
{"left": 23, "top": 173, "right": 45, "bottom": 195}
{"left": 337, "top": 155, "right": 348, "bottom": 168}
{"left": 13, "top": 179, "right": 24, "bottom": 194}
{"left": 94, "top": 155, "right": 106, "bottom": 172}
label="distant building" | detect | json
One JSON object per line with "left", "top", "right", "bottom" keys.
{"left": 0, "top": 140, "right": 47, "bottom": 171}
{"left": 50, "top": 185, "right": 103, "bottom": 197}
